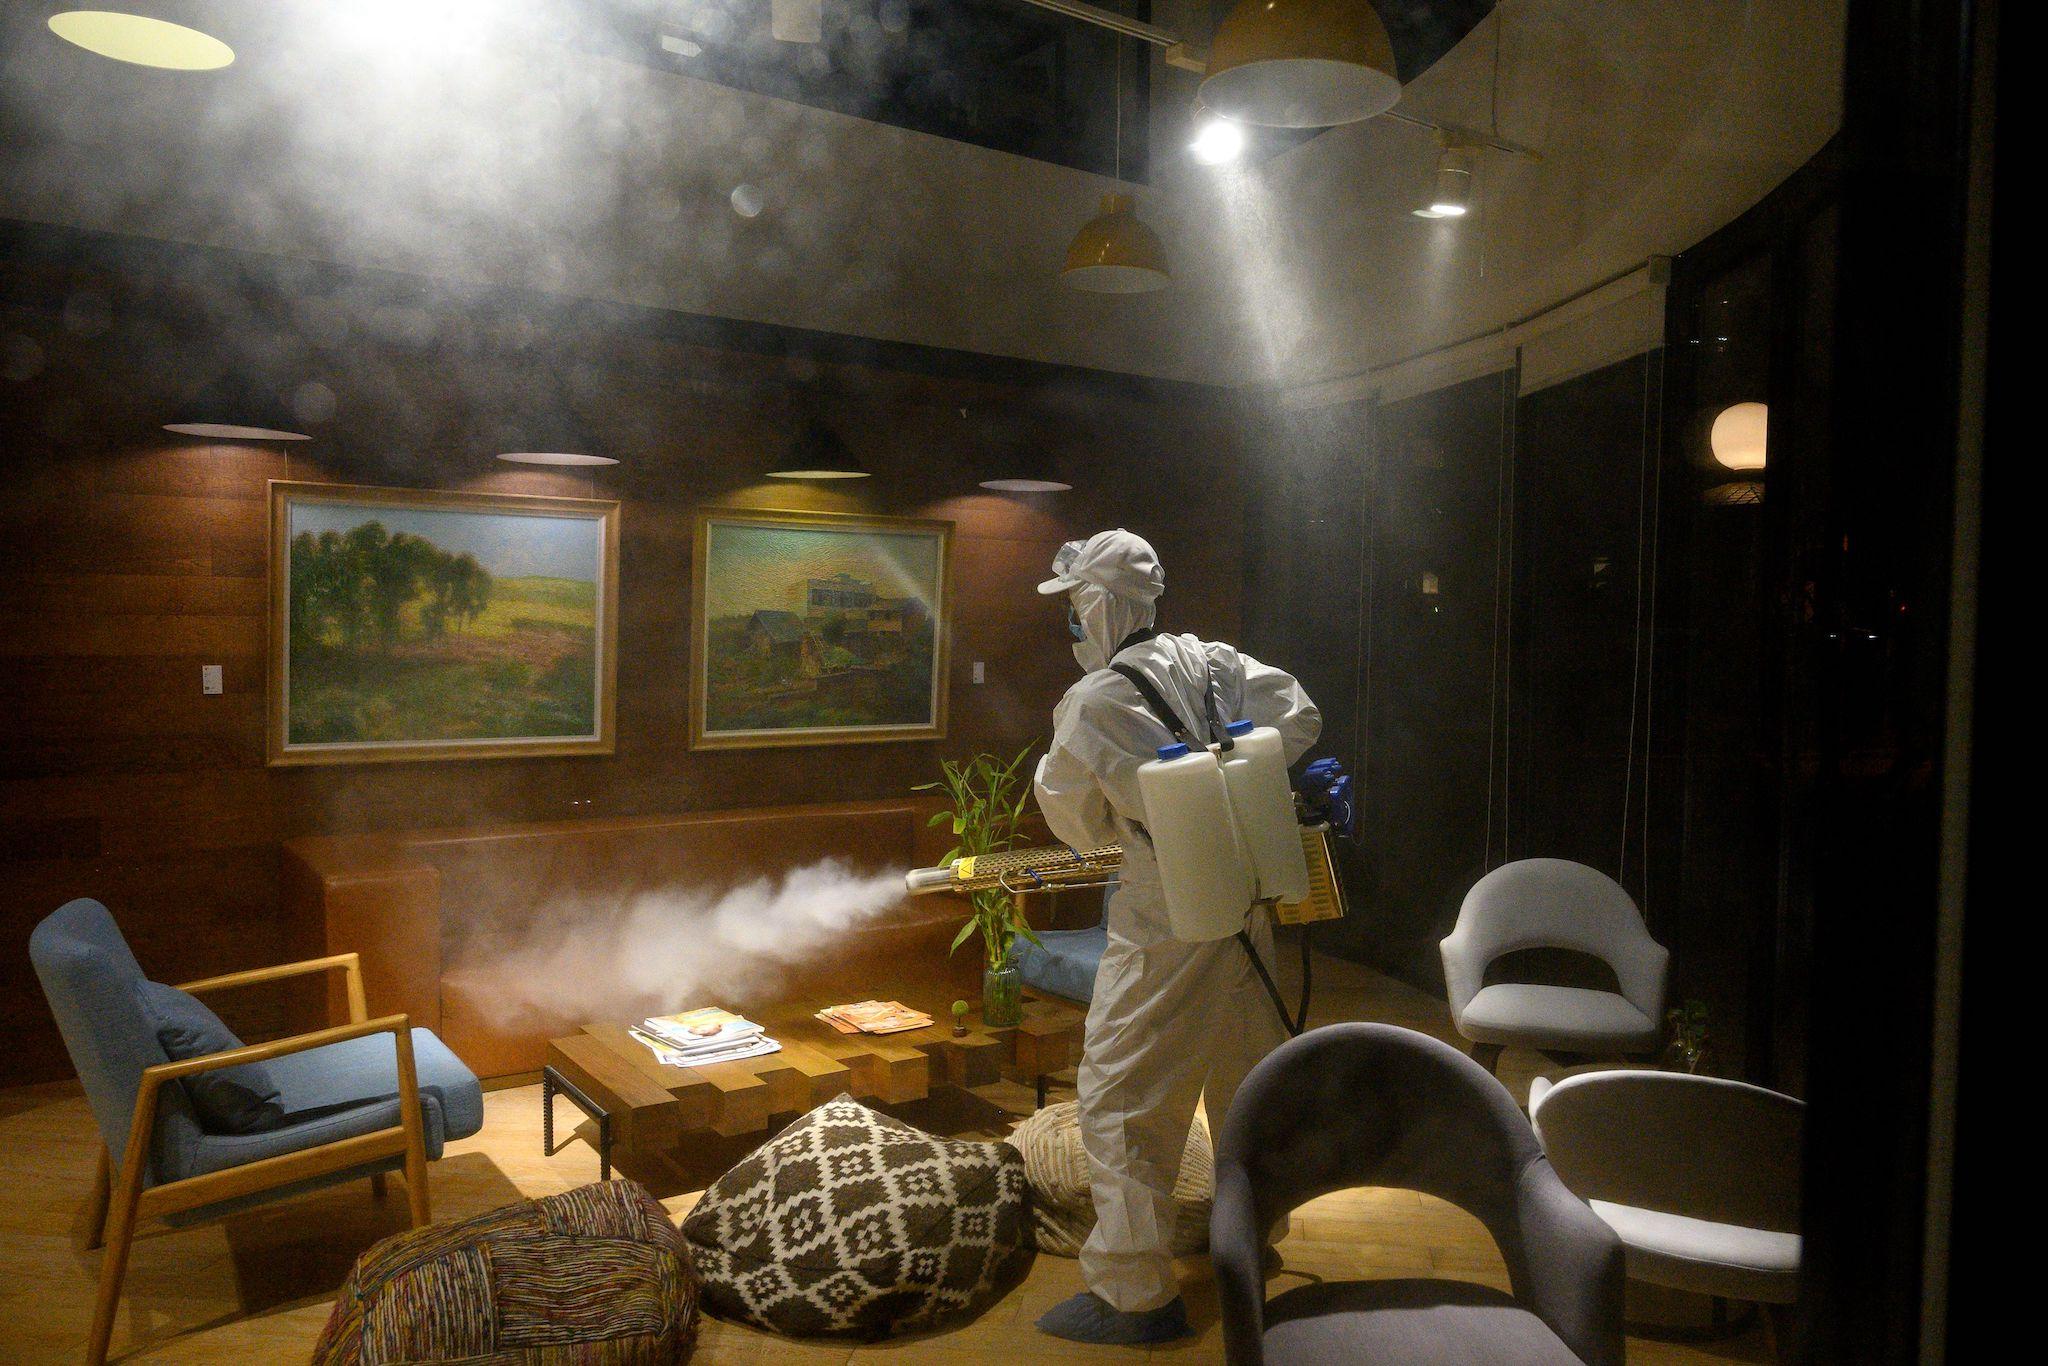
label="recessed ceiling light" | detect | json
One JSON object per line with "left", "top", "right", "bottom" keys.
{"left": 497, "top": 451, "right": 619, "bottom": 467}
{"left": 48, "top": 10, "right": 235, "bottom": 70}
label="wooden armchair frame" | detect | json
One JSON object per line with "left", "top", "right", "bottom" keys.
{"left": 84, "top": 951, "right": 431, "bottom": 1366}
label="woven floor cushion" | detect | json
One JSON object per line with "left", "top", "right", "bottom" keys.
{"left": 313, "top": 1179, "right": 699, "bottom": 1365}
{"left": 680, "top": 1094, "right": 1027, "bottom": 1338}
{"left": 1005, "top": 1100, "right": 1212, "bottom": 1257}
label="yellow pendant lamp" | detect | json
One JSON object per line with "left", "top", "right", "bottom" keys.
{"left": 1061, "top": 25, "right": 1169, "bottom": 294}
{"left": 1200, "top": 0, "right": 1401, "bottom": 128}
{"left": 47, "top": 8, "right": 235, "bottom": 70}
{"left": 1062, "top": 193, "right": 1170, "bottom": 294}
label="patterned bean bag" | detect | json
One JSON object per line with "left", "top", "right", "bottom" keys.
{"left": 1005, "top": 1100, "right": 1213, "bottom": 1257}
{"left": 313, "top": 1179, "right": 699, "bottom": 1364}
{"left": 680, "top": 1094, "right": 1027, "bottom": 1338}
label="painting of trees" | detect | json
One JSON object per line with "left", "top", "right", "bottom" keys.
{"left": 272, "top": 485, "right": 615, "bottom": 761}
{"left": 289, "top": 523, "right": 494, "bottom": 651}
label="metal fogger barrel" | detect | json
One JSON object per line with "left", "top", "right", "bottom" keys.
{"left": 903, "top": 844, "right": 1123, "bottom": 895}
{"left": 903, "top": 832, "right": 1346, "bottom": 927}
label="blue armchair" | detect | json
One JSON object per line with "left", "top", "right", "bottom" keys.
{"left": 29, "top": 898, "right": 483, "bottom": 1365}
{"left": 1014, "top": 882, "right": 1113, "bottom": 1006}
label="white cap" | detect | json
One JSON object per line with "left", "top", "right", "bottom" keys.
{"left": 1036, "top": 528, "right": 1165, "bottom": 602}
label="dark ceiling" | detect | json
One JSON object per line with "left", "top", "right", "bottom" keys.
{"left": 579, "top": 1, "right": 1500, "bottom": 176}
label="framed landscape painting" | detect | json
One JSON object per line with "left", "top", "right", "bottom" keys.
{"left": 267, "top": 482, "right": 619, "bottom": 765}
{"left": 691, "top": 507, "right": 951, "bottom": 750}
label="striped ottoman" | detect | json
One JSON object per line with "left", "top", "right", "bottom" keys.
{"left": 313, "top": 1180, "right": 699, "bottom": 1364}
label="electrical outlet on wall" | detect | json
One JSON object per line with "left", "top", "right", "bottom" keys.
{"left": 201, "top": 664, "right": 223, "bottom": 695}
{"left": 972, "top": 661, "right": 985, "bottom": 684}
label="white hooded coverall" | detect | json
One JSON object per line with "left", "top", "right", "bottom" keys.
{"left": 1035, "top": 587, "right": 1321, "bottom": 1313}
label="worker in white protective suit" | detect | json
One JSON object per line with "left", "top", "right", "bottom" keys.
{"left": 1031, "top": 529, "right": 1321, "bottom": 1346}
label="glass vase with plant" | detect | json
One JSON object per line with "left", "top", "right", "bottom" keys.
{"left": 916, "top": 746, "right": 1042, "bottom": 1027}
{"left": 1664, "top": 999, "right": 1712, "bottom": 1074}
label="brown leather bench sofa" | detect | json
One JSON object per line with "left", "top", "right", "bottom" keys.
{"left": 283, "top": 796, "right": 979, "bottom": 1081}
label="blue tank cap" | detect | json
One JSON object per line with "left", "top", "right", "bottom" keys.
{"left": 1155, "top": 742, "right": 1191, "bottom": 761}
{"left": 1226, "top": 720, "right": 1255, "bottom": 736}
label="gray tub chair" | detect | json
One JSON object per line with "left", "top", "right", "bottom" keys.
{"left": 1440, "top": 859, "right": 1670, "bottom": 1073}
{"left": 1531, "top": 1070, "right": 1802, "bottom": 1344}
{"left": 1211, "top": 1022, "right": 1624, "bottom": 1365}
{"left": 29, "top": 898, "right": 483, "bottom": 1365}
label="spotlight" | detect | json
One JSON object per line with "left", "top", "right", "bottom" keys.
{"left": 1189, "top": 117, "right": 1247, "bottom": 166}
{"left": 1413, "top": 144, "right": 1474, "bottom": 219}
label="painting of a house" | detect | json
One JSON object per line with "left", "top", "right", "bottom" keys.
{"left": 692, "top": 508, "right": 950, "bottom": 749}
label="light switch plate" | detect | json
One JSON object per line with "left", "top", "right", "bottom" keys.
{"left": 201, "top": 664, "right": 223, "bottom": 695}
{"left": 972, "top": 661, "right": 985, "bottom": 684}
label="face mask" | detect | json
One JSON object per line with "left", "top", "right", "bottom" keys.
{"left": 1068, "top": 606, "right": 1087, "bottom": 642}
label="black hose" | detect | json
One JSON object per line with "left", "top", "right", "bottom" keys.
{"left": 1295, "top": 921, "right": 1314, "bottom": 1035}
{"left": 1236, "top": 927, "right": 1303, "bottom": 1038}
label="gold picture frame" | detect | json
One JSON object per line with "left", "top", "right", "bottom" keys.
{"left": 267, "top": 481, "right": 620, "bottom": 766}
{"left": 690, "top": 506, "right": 952, "bottom": 750}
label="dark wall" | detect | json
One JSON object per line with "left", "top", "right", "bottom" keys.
{"left": 1248, "top": 369, "right": 1521, "bottom": 981}
{"left": 1, "top": 222, "right": 1253, "bottom": 1087}
{"left": 1507, "top": 354, "right": 1659, "bottom": 887}
{"left": 1243, "top": 161, "right": 1844, "bottom": 1098}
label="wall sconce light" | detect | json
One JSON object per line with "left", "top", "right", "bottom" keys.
{"left": 1710, "top": 401, "right": 1768, "bottom": 470}
{"left": 165, "top": 373, "right": 310, "bottom": 441}
{"left": 493, "top": 409, "right": 615, "bottom": 466}
{"left": 769, "top": 420, "right": 869, "bottom": 479}
{"left": 979, "top": 437, "right": 1072, "bottom": 492}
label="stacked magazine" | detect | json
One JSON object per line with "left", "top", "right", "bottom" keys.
{"left": 631, "top": 1007, "right": 780, "bottom": 1067}
{"left": 815, "top": 1000, "right": 935, "bottom": 1035}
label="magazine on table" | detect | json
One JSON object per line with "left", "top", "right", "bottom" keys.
{"left": 640, "top": 1007, "right": 765, "bottom": 1052}
{"left": 629, "top": 1027, "right": 780, "bottom": 1068}
{"left": 815, "top": 1000, "right": 935, "bottom": 1035}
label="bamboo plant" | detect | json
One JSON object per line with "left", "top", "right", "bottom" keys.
{"left": 915, "top": 745, "right": 1045, "bottom": 973}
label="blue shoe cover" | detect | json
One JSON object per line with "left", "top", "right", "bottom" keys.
{"left": 1035, "top": 1291, "right": 1190, "bottom": 1345}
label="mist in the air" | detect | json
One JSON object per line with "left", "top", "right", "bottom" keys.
{"left": 447, "top": 859, "right": 910, "bottom": 1027}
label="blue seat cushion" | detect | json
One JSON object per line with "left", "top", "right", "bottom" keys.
{"left": 138, "top": 980, "right": 284, "bottom": 1134}
{"left": 1017, "top": 924, "right": 1108, "bottom": 1005}
{"left": 162, "top": 1027, "right": 483, "bottom": 1183}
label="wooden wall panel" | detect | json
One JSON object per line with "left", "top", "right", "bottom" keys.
{"left": 1, "top": 227, "right": 1250, "bottom": 1085}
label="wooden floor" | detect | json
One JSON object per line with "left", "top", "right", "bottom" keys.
{"left": 0, "top": 947, "right": 1768, "bottom": 1363}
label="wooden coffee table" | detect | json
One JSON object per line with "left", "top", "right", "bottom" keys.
{"left": 542, "top": 989, "right": 1085, "bottom": 1173}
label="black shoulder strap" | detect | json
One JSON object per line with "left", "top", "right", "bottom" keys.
{"left": 1110, "top": 662, "right": 1201, "bottom": 747}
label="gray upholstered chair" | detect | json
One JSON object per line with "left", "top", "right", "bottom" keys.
{"left": 1440, "top": 859, "right": 1670, "bottom": 1073}
{"left": 1211, "top": 1023, "right": 1625, "bottom": 1366}
{"left": 1531, "top": 1070, "right": 1802, "bottom": 1332}
{"left": 29, "top": 898, "right": 484, "bottom": 1365}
